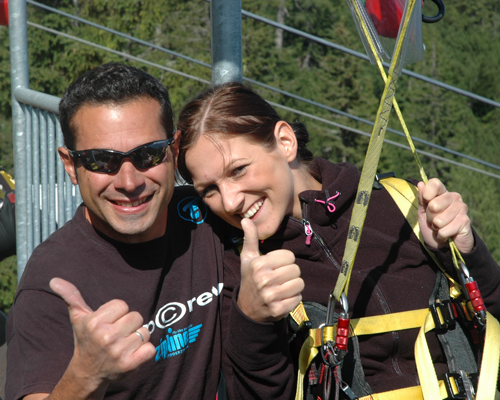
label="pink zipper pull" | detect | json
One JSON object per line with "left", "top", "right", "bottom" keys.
{"left": 303, "top": 219, "right": 313, "bottom": 245}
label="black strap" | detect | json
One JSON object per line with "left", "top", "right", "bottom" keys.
{"left": 430, "top": 272, "right": 479, "bottom": 376}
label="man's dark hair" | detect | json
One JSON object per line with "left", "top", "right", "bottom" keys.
{"left": 59, "top": 62, "right": 174, "bottom": 150}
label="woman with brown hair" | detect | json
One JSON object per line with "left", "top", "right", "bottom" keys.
{"left": 177, "top": 82, "right": 500, "bottom": 399}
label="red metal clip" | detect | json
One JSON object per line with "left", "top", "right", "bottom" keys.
{"left": 465, "top": 280, "right": 485, "bottom": 314}
{"left": 459, "top": 261, "right": 487, "bottom": 327}
{"left": 335, "top": 293, "right": 350, "bottom": 352}
{"left": 335, "top": 314, "right": 350, "bottom": 351}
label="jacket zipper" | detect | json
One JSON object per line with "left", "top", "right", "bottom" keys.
{"left": 293, "top": 201, "right": 342, "bottom": 271}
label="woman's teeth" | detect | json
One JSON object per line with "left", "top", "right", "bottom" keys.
{"left": 244, "top": 200, "right": 264, "bottom": 218}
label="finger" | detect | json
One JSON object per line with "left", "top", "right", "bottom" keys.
{"left": 50, "top": 277, "right": 94, "bottom": 314}
{"left": 433, "top": 212, "right": 470, "bottom": 241}
{"left": 252, "top": 260, "right": 301, "bottom": 291}
{"left": 110, "top": 310, "right": 146, "bottom": 338}
{"left": 427, "top": 198, "right": 464, "bottom": 230}
{"left": 259, "top": 249, "right": 296, "bottom": 272}
{"left": 417, "top": 181, "right": 428, "bottom": 219}
{"left": 262, "top": 288, "right": 303, "bottom": 321}
{"left": 112, "top": 341, "right": 156, "bottom": 375}
{"left": 420, "top": 178, "right": 447, "bottom": 204}
{"left": 271, "top": 294, "right": 303, "bottom": 320}
{"left": 273, "top": 277, "right": 305, "bottom": 302}
{"left": 132, "top": 326, "right": 151, "bottom": 347}
{"left": 130, "top": 342, "right": 156, "bottom": 368}
{"left": 240, "top": 218, "right": 261, "bottom": 262}
{"left": 92, "top": 299, "right": 131, "bottom": 325}
{"left": 427, "top": 195, "right": 455, "bottom": 219}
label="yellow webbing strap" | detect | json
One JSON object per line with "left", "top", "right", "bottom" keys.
{"left": 358, "top": 380, "right": 448, "bottom": 400}
{"left": 290, "top": 302, "right": 309, "bottom": 327}
{"left": 379, "top": 177, "right": 462, "bottom": 297}
{"left": 332, "top": 0, "right": 417, "bottom": 303}
{"left": 350, "top": 308, "right": 428, "bottom": 336}
{"left": 416, "top": 311, "right": 500, "bottom": 400}
{"left": 475, "top": 312, "right": 500, "bottom": 399}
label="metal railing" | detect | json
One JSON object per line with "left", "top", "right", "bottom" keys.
{"left": 11, "top": 86, "right": 82, "bottom": 276}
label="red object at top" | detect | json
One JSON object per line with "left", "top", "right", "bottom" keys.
{"left": 365, "top": 0, "right": 404, "bottom": 38}
{"left": 0, "top": 0, "right": 8, "bottom": 26}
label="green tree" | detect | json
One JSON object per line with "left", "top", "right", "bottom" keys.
{"left": 0, "top": 256, "right": 16, "bottom": 314}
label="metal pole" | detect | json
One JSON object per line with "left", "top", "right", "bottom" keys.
{"left": 210, "top": 0, "right": 242, "bottom": 84}
{"left": 9, "top": 0, "right": 30, "bottom": 280}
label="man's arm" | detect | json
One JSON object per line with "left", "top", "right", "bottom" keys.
{"left": 20, "top": 279, "right": 155, "bottom": 400}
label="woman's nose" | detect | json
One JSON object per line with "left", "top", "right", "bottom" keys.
{"left": 220, "top": 185, "right": 244, "bottom": 214}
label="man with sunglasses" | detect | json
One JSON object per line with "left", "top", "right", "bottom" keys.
{"left": 6, "top": 63, "right": 227, "bottom": 400}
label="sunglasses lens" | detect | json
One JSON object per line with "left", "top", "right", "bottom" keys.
{"left": 131, "top": 142, "right": 167, "bottom": 169}
{"left": 96, "top": 151, "right": 122, "bottom": 172}
{"left": 79, "top": 150, "right": 121, "bottom": 173}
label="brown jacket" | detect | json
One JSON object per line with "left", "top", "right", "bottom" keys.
{"left": 223, "top": 158, "right": 500, "bottom": 398}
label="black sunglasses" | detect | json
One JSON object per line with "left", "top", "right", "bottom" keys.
{"left": 68, "top": 138, "right": 175, "bottom": 174}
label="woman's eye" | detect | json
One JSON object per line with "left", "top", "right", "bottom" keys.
{"left": 201, "top": 185, "right": 217, "bottom": 198}
{"left": 232, "top": 165, "right": 247, "bottom": 177}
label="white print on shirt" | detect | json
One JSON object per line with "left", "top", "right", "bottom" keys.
{"left": 144, "top": 282, "right": 224, "bottom": 334}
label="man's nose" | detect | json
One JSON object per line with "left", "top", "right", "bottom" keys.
{"left": 113, "top": 159, "right": 146, "bottom": 192}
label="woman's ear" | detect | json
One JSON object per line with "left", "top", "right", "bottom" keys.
{"left": 171, "top": 130, "right": 181, "bottom": 169}
{"left": 58, "top": 147, "right": 79, "bottom": 185}
{"left": 274, "top": 121, "right": 298, "bottom": 163}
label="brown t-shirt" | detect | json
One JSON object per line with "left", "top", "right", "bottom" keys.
{"left": 6, "top": 186, "right": 225, "bottom": 400}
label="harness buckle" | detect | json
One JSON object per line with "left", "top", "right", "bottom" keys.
{"left": 444, "top": 371, "right": 477, "bottom": 400}
{"left": 430, "top": 299, "right": 456, "bottom": 332}
{"left": 340, "top": 381, "right": 359, "bottom": 400}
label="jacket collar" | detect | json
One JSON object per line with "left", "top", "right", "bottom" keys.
{"left": 261, "top": 158, "right": 360, "bottom": 246}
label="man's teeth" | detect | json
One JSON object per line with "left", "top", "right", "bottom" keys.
{"left": 116, "top": 198, "right": 147, "bottom": 207}
{"left": 244, "top": 200, "right": 264, "bottom": 218}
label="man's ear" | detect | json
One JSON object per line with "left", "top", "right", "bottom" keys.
{"left": 274, "top": 121, "right": 298, "bottom": 163}
{"left": 58, "top": 147, "right": 79, "bottom": 185}
{"left": 171, "top": 130, "right": 181, "bottom": 169}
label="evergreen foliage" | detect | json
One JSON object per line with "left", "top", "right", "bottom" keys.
{"left": 0, "top": 0, "right": 499, "bottom": 314}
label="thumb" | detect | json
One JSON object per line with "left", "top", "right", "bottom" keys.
{"left": 50, "top": 277, "right": 94, "bottom": 317}
{"left": 240, "top": 218, "right": 261, "bottom": 263}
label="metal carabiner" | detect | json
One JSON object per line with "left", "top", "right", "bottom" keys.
{"left": 325, "top": 292, "right": 349, "bottom": 326}
{"left": 422, "top": 0, "right": 445, "bottom": 24}
{"left": 458, "top": 261, "right": 487, "bottom": 329}
{"left": 340, "top": 293, "right": 349, "bottom": 315}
